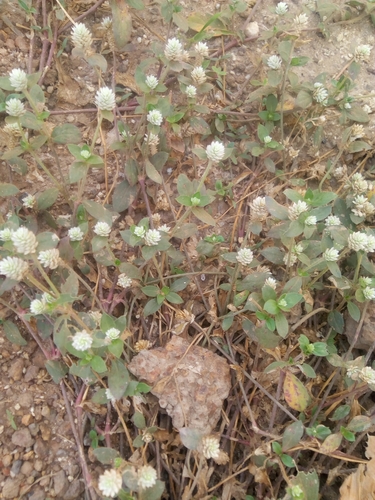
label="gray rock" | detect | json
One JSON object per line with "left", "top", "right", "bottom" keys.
{"left": 11, "top": 428, "right": 34, "bottom": 448}
{"left": 34, "top": 438, "right": 49, "bottom": 459}
{"left": 28, "top": 487, "right": 46, "bottom": 500}
{"left": 24, "top": 365, "right": 39, "bottom": 382}
{"left": 2, "top": 477, "right": 22, "bottom": 499}
{"left": 64, "top": 479, "right": 85, "bottom": 500}
{"left": 18, "top": 392, "right": 34, "bottom": 408}
{"left": 53, "top": 470, "right": 69, "bottom": 497}
{"left": 10, "top": 459, "right": 22, "bottom": 476}
{"left": 8, "top": 358, "right": 24, "bottom": 381}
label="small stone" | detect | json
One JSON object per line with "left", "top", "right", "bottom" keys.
{"left": 12, "top": 428, "right": 34, "bottom": 448}
{"left": 3, "top": 454, "right": 12, "bottom": 467}
{"left": 34, "top": 438, "right": 49, "bottom": 459}
{"left": 34, "top": 459, "right": 44, "bottom": 472}
{"left": 21, "top": 461, "right": 33, "bottom": 475}
{"left": 19, "top": 392, "right": 34, "bottom": 408}
{"left": 29, "top": 423, "right": 39, "bottom": 436}
{"left": 10, "top": 459, "right": 22, "bottom": 477}
{"left": 9, "top": 358, "right": 24, "bottom": 381}
{"left": 2, "top": 477, "right": 22, "bottom": 499}
{"left": 65, "top": 479, "right": 85, "bottom": 500}
{"left": 22, "top": 414, "right": 33, "bottom": 426}
{"left": 41, "top": 405, "right": 50, "bottom": 418}
{"left": 40, "top": 423, "right": 51, "bottom": 441}
{"left": 53, "top": 470, "right": 69, "bottom": 497}
{"left": 24, "top": 365, "right": 39, "bottom": 382}
{"left": 47, "top": 86, "right": 54, "bottom": 94}
{"left": 6, "top": 38, "right": 15, "bottom": 50}
{"left": 29, "top": 488, "right": 46, "bottom": 500}
{"left": 15, "top": 35, "right": 28, "bottom": 51}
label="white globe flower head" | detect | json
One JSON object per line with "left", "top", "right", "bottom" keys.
{"left": 98, "top": 469, "right": 123, "bottom": 498}
{"left": 348, "top": 231, "right": 368, "bottom": 252}
{"left": 0, "top": 256, "right": 29, "bottom": 281}
{"left": 0, "top": 228, "right": 14, "bottom": 241}
{"left": 293, "top": 13, "right": 309, "bottom": 29}
{"left": 288, "top": 200, "right": 309, "bottom": 220}
{"left": 185, "top": 85, "right": 197, "bottom": 98}
{"left": 138, "top": 465, "right": 157, "bottom": 489}
{"left": 145, "top": 75, "right": 159, "bottom": 90}
{"left": 275, "top": 2, "right": 288, "bottom": 14}
{"left": 293, "top": 244, "right": 304, "bottom": 256}
{"left": 363, "top": 287, "right": 375, "bottom": 300}
{"left": 105, "top": 328, "right": 121, "bottom": 341}
{"left": 68, "top": 226, "right": 84, "bottom": 241}
{"left": 101, "top": 17, "right": 112, "bottom": 29}
{"left": 164, "top": 37, "right": 183, "bottom": 61}
{"left": 364, "top": 234, "right": 375, "bottom": 253}
{"left": 195, "top": 41, "right": 209, "bottom": 58}
{"left": 236, "top": 248, "right": 254, "bottom": 266}
{"left": 11, "top": 227, "right": 38, "bottom": 255}
{"left": 145, "top": 132, "right": 159, "bottom": 147}
{"left": 283, "top": 252, "right": 298, "bottom": 266}
{"left": 323, "top": 248, "right": 339, "bottom": 262}
{"left": 30, "top": 298, "right": 47, "bottom": 315}
{"left": 71, "top": 23, "right": 93, "bottom": 50}
{"left": 117, "top": 273, "right": 132, "bottom": 288}
{"left": 206, "top": 140, "right": 225, "bottom": 163}
{"left": 250, "top": 196, "right": 268, "bottom": 221}
{"left": 344, "top": 102, "right": 351, "bottom": 109}
{"left": 80, "top": 149, "right": 91, "bottom": 159}
{"left": 263, "top": 135, "right": 272, "bottom": 144}
{"left": 264, "top": 277, "right": 277, "bottom": 289}
{"left": 359, "top": 366, "right": 375, "bottom": 384}
{"left": 359, "top": 276, "right": 372, "bottom": 288}
{"left": 325, "top": 215, "right": 341, "bottom": 226}
{"left": 89, "top": 310, "right": 102, "bottom": 325}
{"left": 94, "top": 221, "right": 111, "bottom": 237}
{"left": 313, "top": 83, "right": 328, "bottom": 105}
{"left": 190, "top": 196, "right": 201, "bottom": 206}
{"left": 133, "top": 226, "right": 146, "bottom": 238}
{"left": 23, "top": 194, "right": 36, "bottom": 209}
{"left": 9, "top": 68, "right": 28, "bottom": 92}
{"left": 354, "top": 44, "right": 372, "bottom": 63}
{"left": 305, "top": 215, "right": 317, "bottom": 226}
{"left": 38, "top": 248, "right": 60, "bottom": 269}
{"left": 95, "top": 87, "right": 116, "bottom": 111}
{"left": 72, "top": 330, "right": 93, "bottom": 351}
{"left": 147, "top": 109, "right": 163, "bottom": 126}
{"left": 144, "top": 229, "right": 161, "bottom": 246}
{"left": 6, "top": 98, "right": 26, "bottom": 117}
{"left": 201, "top": 435, "right": 220, "bottom": 459}
{"left": 191, "top": 66, "right": 207, "bottom": 85}
{"left": 267, "top": 55, "right": 282, "bottom": 70}
{"left": 159, "top": 224, "right": 170, "bottom": 233}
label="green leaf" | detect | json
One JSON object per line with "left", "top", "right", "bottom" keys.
{"left": 51, "top": 124, "right": 81, "bottom": 144}
{"left": 93, "top": 447, "right": 119, "bottom": 465}
{"left": 331, "top": 404, "right": 350, "bottom": 421}
{"left": 45, "top": 360, "right": 68, "bottom": 383}
{"left": 90, "top": 355, "right": 107, "bottom": 373}
{"left": 347, "top": 301, "right": 360, "bottom": 322}
{"left": 30, "top": 84, "right": 45, "bottom": 105}
{"left": 260, "top": 247, "right": 285, "bottom": 265}
{"left": 166, "top": 291, "right": 184, "bottom": 304}
{"left": 265, "top": 196, "right": 289, "bottom": 220}
{"left": 133, "top": 411, "right": 146, "bottom": 429}
{"left": 170, "top": 277, "right": 189, "bottom": 292}
{"left": 347, "top": 415, "right": 372, "bottom": 433}
{"left": 299, "top": 363, "right": 316, "bottom": 378}
{"left": 140, "top": 480, "right": 165, "bottom": 500}
{"left": 283, "top": 371, "right": 311, "bottom": 411}
{"left": 141, "top": 285, "right": 160, "bottom": 297}
{"left": 100, "top": 313, "right": 117, "bottom": 331}
{"left": 290, "top": 56, "right": 309, "bottom": 66}
{"left": 278, "top": 40, "right": 293, "bottom": 61}
{"left": 118, "top": 262, "right": 142, "bottom": 279}
{"left": 191, "top": 206, "right": 216, "bottom": 226}
{"left": 321, "top": 433, "right": 343, "bottom": 454}
{"left": 179, "top": 427, "right": 205, "bottom": 450}
{"left": 3, "top": 320, "right": 27, "bottom": 346}
{"left": 346, "top": 104, "right": 370, "bottom": 123}
{"left": 275, "top": 312, "right": 289, "bottom": 338}
{"left": 173, "top": 223, "right": 198, "bottom": 239}
{"left": 282, "top": 420, "right": 304, "bottom": 451}
{"left": 83, "top": 200, "right": 114, "bottom": 226}
{"left": 272, "top": 441, "right": 282, "bottom": 455}
{"left": 112, "top": 179, "right": 138, "bottom": 213}
{"left": 143, "top": 298, "right": 162, "bottom": 316}
{"left": 0, "top": 183, "right": 19, "bottom": 196}
{"left": 289, "top": 471, "right": 319, "bottom": 500}
{"left": 37, "top": 188, "right": 59, "bottom": 210}
{"left": 222, "top": 313, "right": 234, "bottom": 331}
{"left": 348, "top": 140, "right": 372, "bottom": 153}
{"left": 108, "top": 339, "right": 124, "bottom": 358}
{"left": 145, "top": 159, "right": 162, "bottom": 184}
{"left": 69, "top": 161, "right": 88, "bottom": 183}
{"left": 281, "top": 454, "right": 295, "bottom": 468}
{"left": 282, "top": 292, "right": 303, "bottom": 309}
{"left": 340, "top": 426, "right": 355, "bottom": 442}
{"left": 264, "top": 299, "right": 279, "bottom": 315}
{"left": 86, "top": 53, "right": 108, "bottom": 72}
{"left": 328, "top": 311, "right": 344, "bottom": 334}
{"left": 108, "top": 359, "right": 130, "bottom": 400}
{"left": 296, "top": 90, "right": 313, "bottom": 109}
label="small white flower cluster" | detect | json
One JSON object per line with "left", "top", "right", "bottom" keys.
{"left": 11, "top": 227, "right": 38, "bottom": 255}
{"left": 275, "top": 2, "right": 288, "bottom": 15}
{"left": 305, "top": 215, "right": 317, "bottom": 226}
{"left": 0, "top": 228, "right": 13, "bottom": 241}
{"left": 236, "top": 248, "right": 254, "bottom": 266}
{"left": 264, "top": 135, "right": 272, "bottom": 144}
{"left": 95, "top": 87, "right": 116, "bottom": 111}
{"left": 353, "top": 44, "right": 372, "bottom": 63}
{"left": 105, "top": 388, "right": 117, "bottom": 404}
{"left": 350, "top": 124, "right": 365, "bottom": 141}
{"left": 347, "top": 365, "right": 375, "bottom": 386}
{"left": 30, "top": 292, "right": 55, "bottom": 315}
{"left": 164, "top": 37, "right": 184, "bottom": 61}
{"left": 38, "top": 248, "right": 60, "bottom": 269}
{"left": 333, "top": 165, "right": 347, "bottom": 180}
{"left": 68, "top": 226, "right": 84, "bottom": 241}
{"left": 89, "top": 310, "right": 102, "bottom": 325}
{"left": 185, "top": 85, "right": 197, "bottom": 98}
{"left": 71, "top": 23, "right": 92, "bottom": 50}
{"left": 144, "top": 229, "right": 161, "bottom": 246}
{"left": 325, "top": 215, "right": 341, "bottom": 227}
{"left": 345, "top": 172, "right": 371, "bottom": 195}
{"left": 195, "top": 41, "right": 209, "bottom": 58}
{"left": 250, "top": 196, "right": 268, "bottom": 221}
{"left": 201, "top": 435, "right": 220, "bottom": 459}
{"left": 206, "top": 140, "right": 225, "bottom": 163}
{"left": 134, "top": 226, "right": 146, "bottom": 238}
{"left": 147, "top": 109, "right": 163, "bottom": 126}
{"left": 323, "top": 248, "right": 340, "bottom": 262}
{"left": 293, "top": 13, "right": 309, "bottom": 29}
{"left": 191, "top": 66, "right": 207, "bottom": 85}
{"left": 98, "top": 469, "right": 123, "bottom": 498}
{"left": 347, "top": 232, "right": 375, "bottom": 253}
{"left": 313, "top": 82, "right": 328, "bottom": 106}
{"left": 288, "top": 200, "right": 309, "bottom": 221}
{"left": 138, "top": 465, "right": 157, "bottom": 489}
{"left": 23, "top": 194, "right": 36, "bottom": 209}
{"left": 263, "top": 277, "right": 277, "bottom": 289}
{"left": 145, "top": 75, "right": 159, "bottom": 90}
{"left": 351, "top": 195, "right": 375, "bottom": 219}
{"left": 9, "top": 68, "right": 28, "bottom": 92}
{"left": 101, "top": 17, "right": 112, "bottom": 30}
{"left": 117, "top": 273, "right": 132, "bottom": 288}
{"left": 94, "top": 221, "right": 111, "bottom": 237}
{"left": 145, "top": 132, "right": 159, "bottom": 148}
{"left": 283, "top": 243, "right": 304, "bottom": 266}
{"left": 267, "top": 55, "right": 282, "bottom": 70}
{"left": 6, "top": 98, "right": 25, "bottom": 117}
{"left": 0, "top": 256, "right": 29, "bottom": 281}
{"left": 105, "top": 328, "right": 120, "bottom": 341}
{"left": 72, "top": 330, "right": 93, "bottom": 351}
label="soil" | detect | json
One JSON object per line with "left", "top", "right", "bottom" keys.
{"left": 0, "top": 0, "right": 375, "bottom": 499}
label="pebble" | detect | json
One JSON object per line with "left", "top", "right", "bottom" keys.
{"left": 47, "top": 86, "right": 54, "bottom": 93}
{"left": 34, "top": 438, "right": 49, "bottom": 459}
{"left": 53, "top": 469, "right": 69, "bottom": 497}
{"left": 19, "top": 392, "right": 34, "bottom": 408}
{"left": 2, "top": 477, "right": 22, "bottom": 499}
{"left": 3, "top": 454, "right": 12, "bottom": 467}
{"left": 29, "top": 488, "right": 46, "bottom": 500}
{"left": 15, "top": 35, "right": 28, "bottom": 51}
{"left": 245, "top": 21, "right": 259, "bottom": 38}
{"left": 65, "top": 479, "right": 85, "bottom": 500}
{"left": 12, "top": 428, "right": 34, "bottom": 448}
{"left": 24, "top": 365, "right": 39, "bottom": 382}
{"left": 8, "top": 358, "right": 24, "bottom": 380}
{"left": 10, "top": 459, "right": 22, "bottom": 477}
{"left": 21, "top": 461, "right": 33, "bottom": 475}
{"left": 34, "top": 459, "right": 44, "bottom": 472}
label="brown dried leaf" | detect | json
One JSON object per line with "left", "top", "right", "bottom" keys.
{"left": 340, "top": 437, "right": 375, "bottom": 499}
{"left": 128, "top": 336, "right": 231, "bottom": 433}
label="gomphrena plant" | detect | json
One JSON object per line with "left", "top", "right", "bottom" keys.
{"left": 1, "top": 0, "right": 375, "bottom": 498}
